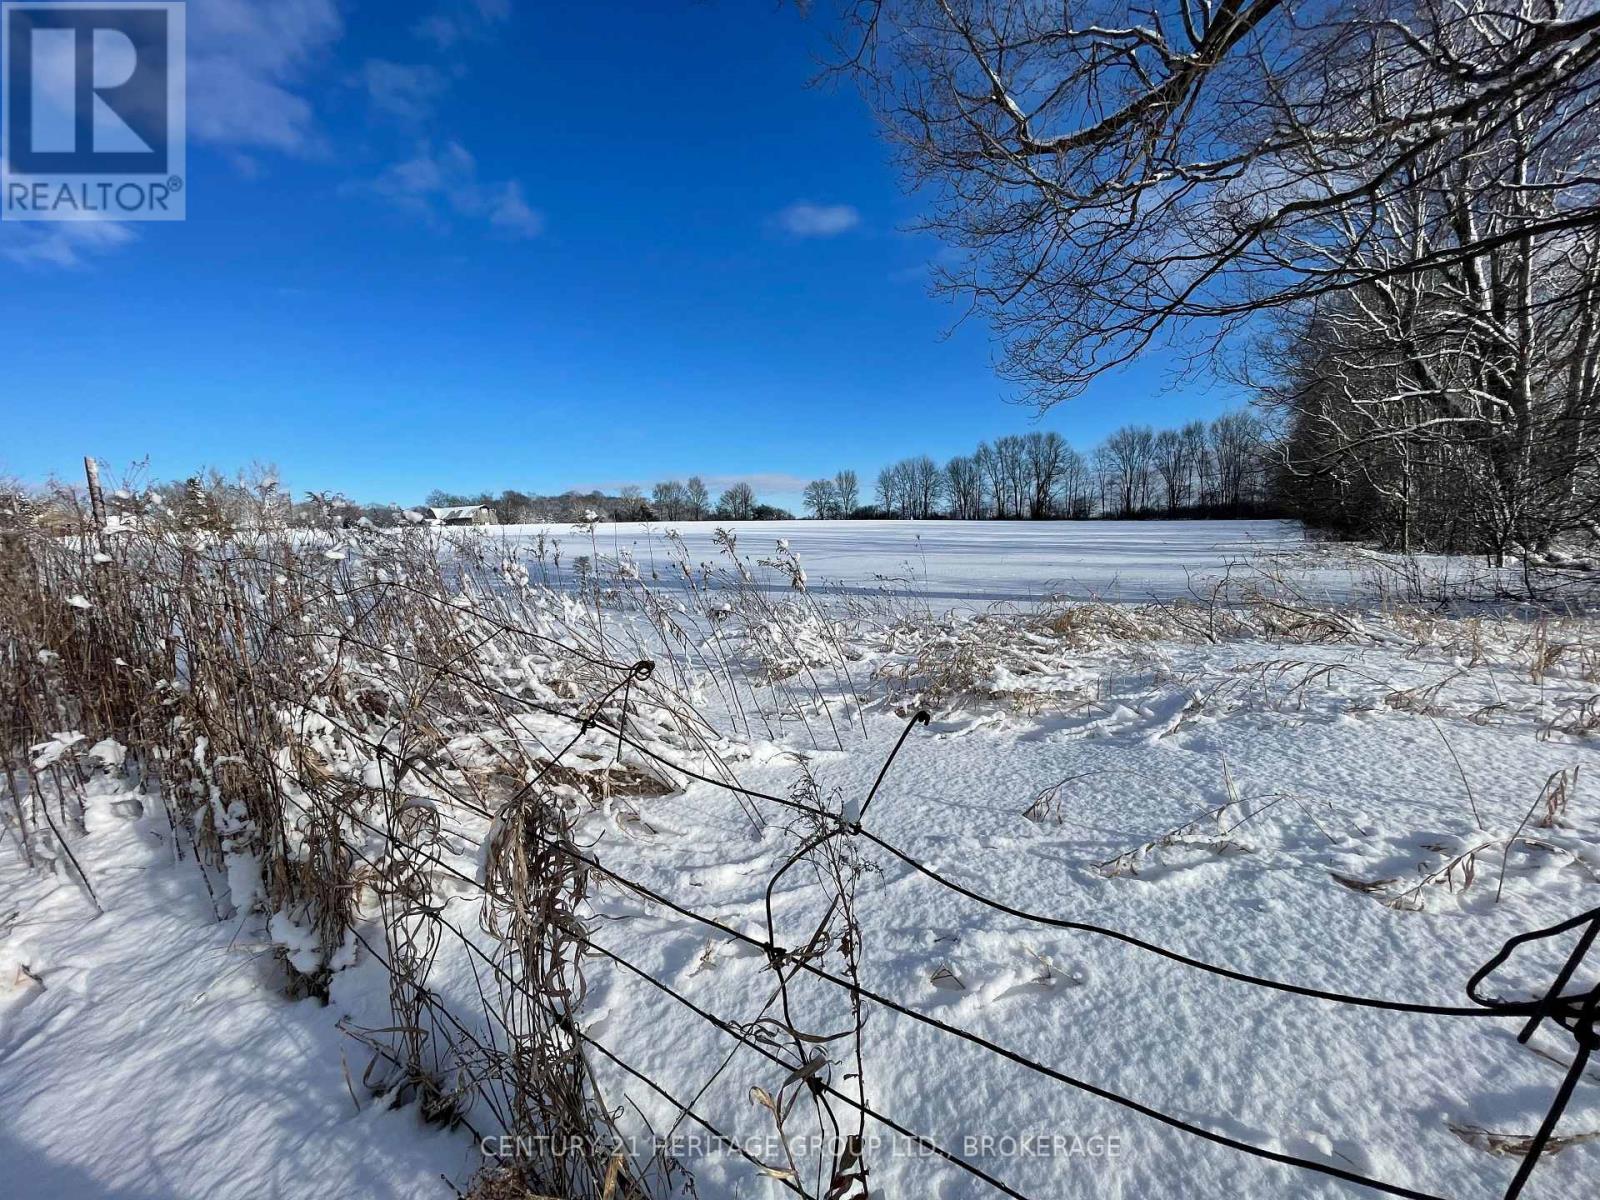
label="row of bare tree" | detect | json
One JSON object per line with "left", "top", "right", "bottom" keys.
{"left": 803, "top": 412, "right": 1270, "bottom": 520}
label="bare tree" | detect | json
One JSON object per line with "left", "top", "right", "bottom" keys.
{"left": 1056, "top": 445, "right": 1092, "bottom": 518}
{"left": 833, "top": 469, "right": 860, "bottom": 516}
{"left": 1181, "top": 421, "right": 1212, "bottom": 510}
{"left": 945, "top": 454, "right": 986, "bottom": 519}
{"left": 1023, "top": 430, "right": 1068, "bottom": 518}
{"left": 829, "top": 0, "right": 1600, "bottom": 405}
{"left": 905, "top": 454, "right": 946, "bottom": 518}
{"left": 803, "top": 478, "right": 842, "bottom": 519}
{"left": 1152, "top": 430, "right": 1191, "bottom": 516}
{"left": 652, "top": 481, "right": 686, "bottom": 521}
{"left": 874, "top": 465, "right": 900, "bottom": 516}
{"left": 609, "top": 485, "right": 645, "bottom": 522}
{"left": 717, "top": 482, "right": 756, "bottom": 520}
{"left": 1092, "top": 445, "right": 1119, "bottom": 516}
{"left": 1209, "top": 411, "right": 1265, "bottom": 511}
{"left": 1257, "top": 133, "right": 1600, "bottom": 556}
{"left": 684, "top": 476, "right": 710, "bottom": 520}
{"left": 1104, "top": 425, "right": 1156, "bottom": 516}
{"left": 992, "top": 435, "right": 1030, "bottom": 517}
{"left": 974, "top": 441, "right": 1005, "bottom": 517}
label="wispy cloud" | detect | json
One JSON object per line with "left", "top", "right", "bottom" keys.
{"left": 0, "top": 219, "right": 136, "bottom": 269}
{"left": 771, "top": 202, "right": 861, "bottom": 238}
{"left": 349, "top": 7, "right": 538, "bottom": 240}
{"left": 487, "top": 180, "right": 544, "bottom": 237}
{"left": 357, "top": 59, "right": 450, "bottom": 124}
{"left": 0, "top": 154, "right": 136, "bottom": 268}
{"left": 413, "top": 0, "right": 512, "bottom": 51}
{"left": 702, "top": 472, "right": 811, "bottom": 495}
{"left": 360, "top": 141, "right": 544, "bottom": 238}
{"left": 572, "top": 473, "right": 811, "bottom": 497}
{"left": 890, "top": 243, "right": 968, "bottom": 284}
{"left": 4, "top": 0, "right": 340, "bottom": 273}
{"left": 189, "top": 0, "right": 343, "bottom": 155}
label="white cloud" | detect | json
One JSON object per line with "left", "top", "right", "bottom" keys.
{"left": 574, "top": 473, "right": 810, "bottom": 497}
{"left": 0, "top": 155, "right": 135, "bottom": 268}
{"left": 703, "top": 473, "right": 811, "bottom": 495}
{"left": 362, "top": 141, "right": 544, "bottom": 239}
{"left": 772, "top": 202, "right": 862, "bottom": 238}
{"left": 349, "top": 10, "right": 536, "bottom": 240}
{"left": 890, "top": 243, "right": 969, "bottom": 283}
{"left": 413, "top": 0, "right": 512, "bottom": 50}
{"left": 189, "top": 0, "right": 343, "bottom": 154}
{"left": 2, "top": 2, "right": 340, "bottom": 273}
{"left": 358, "top": 60, "right": 449, "bottom": 124}
{"left": 0, "top": 219, "right": 135, "bottom": 269}
{"left": 488, "top": 181, "right": 545, "bottom": 238}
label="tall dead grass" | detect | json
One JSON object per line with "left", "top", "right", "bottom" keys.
{"left": 0, "top": 492, "right": 732, "bottom": 1197}
{"left": 6, "top": 492, "right": 1598, "bottom": 1197}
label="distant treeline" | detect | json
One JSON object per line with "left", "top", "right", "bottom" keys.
{"left": 430, "top": 409, "right": 1281, "bottom": 526}
{"left": 422, "top": 478, "right": 794, "bottom": 525}
{"left": 806, "top": 410, "right": 1278, "bottom": 521}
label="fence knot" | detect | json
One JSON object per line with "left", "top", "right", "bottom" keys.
{"left": 1465, "top": 905, "right": 1600, "bottom": 1200}
{"left": 1467, "top": 903, "right": 1600, "bottom": 1050}
{"left": 1577, "top": 996, "right": 1600, "bottom": 1054}
{"left": 765, "top": 942, "right": 789, "bottom": 970}
{"left": 629, "top": 660, "right": 655, "bottom": 681}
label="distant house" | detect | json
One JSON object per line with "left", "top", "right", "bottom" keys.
{"left": 427, "top": 505, "right": 498, "bottom": 527}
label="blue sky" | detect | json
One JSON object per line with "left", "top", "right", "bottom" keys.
{"left": 2, "top": 0, "right": 1244, "bottom": 510}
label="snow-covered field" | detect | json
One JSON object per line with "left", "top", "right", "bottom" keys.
{"left": 4, "top": 521, "right": 1598, "bottom": 1200}
{"left": 488, "top": 518, "right": 1430, "bottom": 607}
{"left": 506, "top": 518, "right": 1321, "bottom": 605}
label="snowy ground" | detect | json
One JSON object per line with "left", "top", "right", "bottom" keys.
{"left": 4, "top": 522, "right": 1598, "bottom": 1200}
{"left": 479, "top": 519, "right": 1509, "bottom": 609}
{"left": 0, "top": 796, "right": 476, "bottom": 1198}
{"left": 564, "top": 610, "right": 1600, "bottom": 1200}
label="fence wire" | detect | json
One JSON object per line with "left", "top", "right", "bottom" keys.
{"left": 23, "top": 547, "right": 1599, "bottom": 1200}
{"left": 225, "top": 614, "right": 1600, "bottom": 1200}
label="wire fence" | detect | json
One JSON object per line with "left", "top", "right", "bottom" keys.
{"left": 11, "top": 531, "right": 1599, "bottom": 1200}
{"left": 252, "top": 631, "right": 1600, "bottom": 1200}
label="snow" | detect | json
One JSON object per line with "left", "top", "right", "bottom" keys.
{"left": 485, "top": 519, "right": 1498, "bottom": 609}
{"left": 28, "top": 732, "right": 86, "bottom": 770}
{"left": 4, "top": 522, "right": 1597, "bottom": 1200}
{"left": 558, "top": 622, "right": 1600, "bottom": 1199}
{"left": 0, "top": 788, "right": 476, "bottom": 1199}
